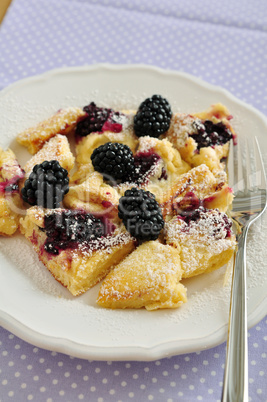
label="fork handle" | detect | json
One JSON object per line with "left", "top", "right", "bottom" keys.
{"left": 222, "top": 226, "right": 249, "bottom": 402}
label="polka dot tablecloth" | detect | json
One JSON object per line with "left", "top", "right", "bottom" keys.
{"left": 0, "top": 0, "right": 266, "bottom": 401}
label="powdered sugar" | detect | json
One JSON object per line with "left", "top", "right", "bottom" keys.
{"left": 137, "top": 136, "right": 158, "bottom": 153}
{"left": 76, "top": 232, "right": 134, "bottom": 258}
{"left": 168, "top": 113, "right": 197, "bottom": 148}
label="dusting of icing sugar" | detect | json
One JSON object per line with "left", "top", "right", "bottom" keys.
{"left": 0, "top": 235, "right": 65, "bottom": 297}
{"left": 22, "top": 107, "right": 85, "bottom": 136}
{"left": 214, "top": 169, "right": 227, "bottom": 183}
{"left": 165, "top": 208, "right": 236, "bottom": 277}
{"left": 166, "top": 208, "right": 235, "bottom": 247}
{"left": 167, "top": 113, "right": 197, "bottom": 148}
{"left": 167, "top": 266, "right": 232, "bottom": 323}
{"left": 113, "top": 113, "right": 133, "bottom": 130}
{"left": 98, "top": 244, "right": 183, "bottom": 301}
{"left": 23, "top": 134, "right": 74, "bottom": 177}
{"left": 0, "top": 89, "right": 266, "bottom": 343}
{"left": 171, "top": 164, "right": 217, "bottom": 202}
{"left": 75, "top": 232, "right": 134, "bottom": 258}
{"left": 137, "top": 136, "right": 158, "bottom": 153}
{"left": 246, "top": 211, "right": 267, "bottom": 290}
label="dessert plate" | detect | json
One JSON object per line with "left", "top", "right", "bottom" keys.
{"left": 0, "top": 64, "right": 266, "bottom": 361}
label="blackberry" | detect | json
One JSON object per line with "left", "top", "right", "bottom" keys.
{"left": 134, "top": 95, "right": 172, "bottom": 138}
{"left": 21, "top": 160, "right": 69, "bottom": 209}
{"left": 91, "top": 142, "right": 135, "bottom": 184}
{"left": 118, "top": 188, "right": 164, "bottom": 241}
{"left": 191, "top": 120, "right": 233, "bottom": 149}
{"left": 76, "top": 102, "right": 124, "bottom": 137}
{"left": 43, "top": 210, "right": 105, "bottom": 255}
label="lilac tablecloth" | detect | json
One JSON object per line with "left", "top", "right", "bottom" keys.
{"left": 0, "top": 0, "right": 266, "bottom": 401}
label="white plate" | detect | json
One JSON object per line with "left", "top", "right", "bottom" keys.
{"left": 0, "top": 64, "right": 266, "bottom": 361}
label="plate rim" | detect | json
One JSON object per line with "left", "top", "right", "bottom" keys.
{"left": 0, "top": 63, "right": 267, "bottom": 361}
{"left": 1, "top": 295, "right": 266, "bottom": 361}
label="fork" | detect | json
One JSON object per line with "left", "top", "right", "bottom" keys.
{"left": 221, "top": 137, "right": 267, "bottom": 402}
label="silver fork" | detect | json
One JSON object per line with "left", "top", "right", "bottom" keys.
{"left": 221, "top": 137, "right": 267, "bottom": 402}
